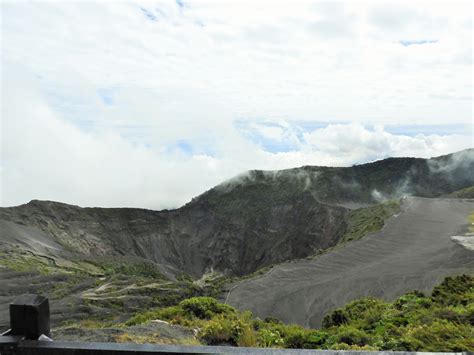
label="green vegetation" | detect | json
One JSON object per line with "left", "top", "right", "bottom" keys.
{"left": 125, "top": 274, "right": 474, "bottom": 351}
{"left": 0, "top": 246, "right": 105, "bottom": 278}
{"left": 343, "top": 200, "right": 400, "bottom": 243}
{"left": 126, "top": 297, "right": 235, "bottom": 326}
{"left": 0, "top": 246, "right": 219, "bottom": 326}
{"left": 115, "top": 333, "right": 201, "bottom": 346}
{"left": 60, "top": 317, "right": 120, "bottom": 329}
{"left": 304, "top": 199, "right": 402, "bottom": 262}
{"left": 444, "top": 185, "right": 474, "bottom": 199}
{"left": 88, "top": 259, "right": 167, "bottom": 280}
{"left": 0, "top": 249, "right": 64, "bottom": 275}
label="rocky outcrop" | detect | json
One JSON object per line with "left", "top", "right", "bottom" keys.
{"left": 0, "top": 194, "right": 347, "bottom": 277}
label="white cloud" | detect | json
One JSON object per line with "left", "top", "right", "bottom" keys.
{"left": 1, "top": 0, "right": 472, "bottom": 208}
{"left": 303, "top": 123, "right": 471, "bottom": 164}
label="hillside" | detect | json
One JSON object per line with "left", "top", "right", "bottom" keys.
{"left": 1, "top": 149, "right": 473, "bottom": 278}
{"left": 226, "top": 197, "right": 474, "bottom": 327}
{"left": 115, "top": 275, "right": 473, "bottom": 351}
{"left": 444, "top": 185, "right": 474, "bottom": 198}
{"left": 0, "top": 149, "right": 473, "bottom": 331}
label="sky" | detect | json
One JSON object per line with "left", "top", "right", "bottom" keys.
{"left": 1, "top": 0, "right": 473, "bottom": 209}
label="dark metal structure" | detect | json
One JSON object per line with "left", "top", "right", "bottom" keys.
{"left": 9, "top": 295, "right": 50, "bottom": 340}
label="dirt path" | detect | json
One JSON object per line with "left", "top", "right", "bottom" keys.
{"left": 226, "top": 197, "right": 474, "bottom": 328}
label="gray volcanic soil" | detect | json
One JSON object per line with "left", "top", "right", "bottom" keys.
{"left": 226, "top": 197, "right": 474, "bottom": 328}
{"left": 0, "top": 197, "right": 346, "bottom": 279}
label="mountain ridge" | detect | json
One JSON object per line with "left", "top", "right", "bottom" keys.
{"left": 0, "top": 148, "right": 473, "bottom": 331}
{"left": 1, "top": 148, "right": 473, "bottom": 278}
{"left": 8, "top": 148, "right": 474, "bottom": 210}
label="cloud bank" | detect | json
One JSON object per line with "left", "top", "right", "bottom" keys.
{"left": 1, "top": 0, "right": 472, "bottom": 209}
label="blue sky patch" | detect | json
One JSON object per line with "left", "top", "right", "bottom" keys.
{"left": 384, "top": 123, "right": 469, "bottom": 136}
{"left": 399, "top": 39, "right": 438, "bottom": 46}
{"left": 235, "top": 120, "right": 302, "bottom": 153}
{"left": 97, "top": 88, "right": 115, "bottom": 106}
{"left": 176, "top": 140, "right": 193, "bottom": 154}
{"left": 140, "top": 7, "right": 157, "bottom": 21}
{"left": 165, "top": 139, "right": 217, "bottom": 157}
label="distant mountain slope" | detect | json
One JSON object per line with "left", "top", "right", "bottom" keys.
{"left": 443, "top": 185, "right": 474, "bottom": 198}
{"left": 226, "top": 197, "right": 474, "bottom": 327}
{"left": 0, "top": 195, "right": 347, "bottom": 278}
{"left": 196, "top": 148, "right": 474, "bottom": 207}
{"left": 0, "top": 149, "right": 473, "bottom": 279}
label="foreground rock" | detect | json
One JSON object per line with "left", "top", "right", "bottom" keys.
{"left": 52, "top": 321, "right": 197, "bottom": 345}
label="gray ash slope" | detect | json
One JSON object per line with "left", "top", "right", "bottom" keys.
{"left": 226, "top": 196, "right": 474, "bottom": 327}
{"left": 1, "top": 149, "right": 473, "bottom": 279}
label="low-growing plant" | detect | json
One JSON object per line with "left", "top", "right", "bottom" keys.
{"left": 431, "top": 274, "right": 474, "bottom": 307}
{"left": 331, "top": 325, "right": 372, "bottom": 346}
{"left": 256, "top": 328, "right": 283, "bottom": 347}
{"left": 179, "top": 297, "right": 235, "bottom": 320}
{"left": 322, "top": 308, "right": 349, "bottom": 328}
{"left": 199, "top": 315, "right": 244, "bottom": 345}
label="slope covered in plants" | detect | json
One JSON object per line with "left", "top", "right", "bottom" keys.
{"left": 444, "top": 185, "right": 474, "bottom": 199}
{"left": 123, "top": 274, "right": 473, "bottom": 351}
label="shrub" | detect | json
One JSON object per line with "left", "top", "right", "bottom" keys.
{"left": 332, "top": 325, "right": 371, "bottom": 346}
{"left": 123, "top": 275, "right": 474, "bottom": 352}
{"left": 237, "top": 324, "right": 257, "bottom": 347}
{"left": 322, "top": 308, "right": 349, "bottom": 328}
{"left": 329, "top": 342, "right": 351, "bottom": 350}
{"left": 125, "top": 308, "right": 165, "bottom": 326}
{"left": 394, "top": 291, "right": 431, "bottom": 311}
{"left": 257, "top": 328, "right": 283, "bottom": 347}
{"left": 465, "top": 303, "right": 474, "bottom": 325}
{"left": 179, "top": 297, "right": 235, "bottom": 320}
{"left": 199, "top": 316, "right": 244, "bottom": 345}
{"left": 431, "top": 275, "right": 474, "bottom": 307}
{"left": 345, "top": 297, "right": 389, "bottom": 317}
{"left": 434, "top": 306, "right": 467, "bottom": 324}
{"left": 282, "top": 328, "right": 306, "bottom": 349}
{"left": 331, "top": 343, "right": 379, "bottom": 350}
{"left": 263, "top": 316, "right": 282, "bottom": 324}
{"left": 281, "top": 327, "right": 328, "bottom": 349}
{"left": 401, "top": 321, "right": 474, "bottom": 352}
{"left": 300, "top": 330, "right": 329, "bottom": 348}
